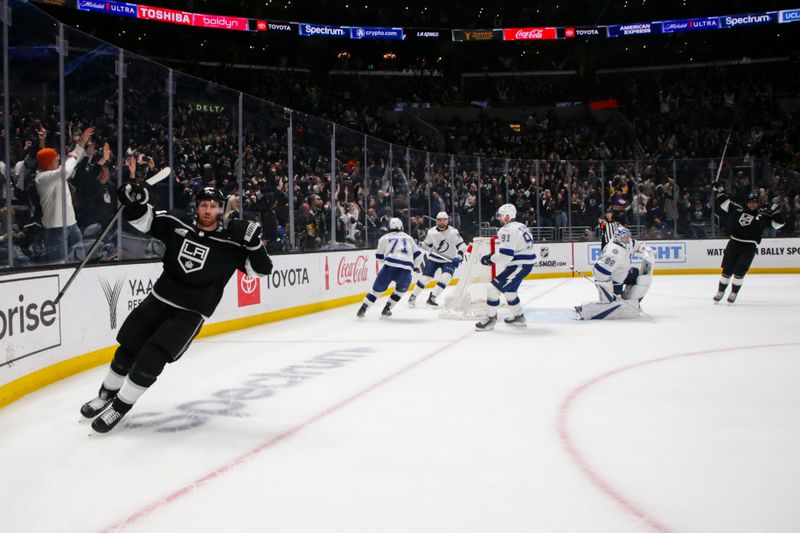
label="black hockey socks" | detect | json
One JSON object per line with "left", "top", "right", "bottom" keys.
{"left": 717, "top": 275, "right": 731, "bottom": 294}
{"left": 730, "top": 276, "right": 744, "bottom": 294}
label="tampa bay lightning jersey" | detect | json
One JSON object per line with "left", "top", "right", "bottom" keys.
{"left": 593, "top": 239, "right": 647, "bottom": 285}
{"left": 492, "top": 221, "right": 537, "bottom": 266}
{"left": 376, "top": 230, "right": 422, "bottom": 271}
{"left": 422, "top": 226, "right": 467, "bottom": 263}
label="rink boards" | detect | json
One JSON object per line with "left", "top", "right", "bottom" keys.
{"left": 1, "top": 238, "right": 799, "bottom": 406}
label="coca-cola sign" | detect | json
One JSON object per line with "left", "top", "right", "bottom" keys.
{"left": 503, "top": 27, "right": 557, "bottom": 41}
{"left": 337, "top": 255, "right": 370, "bottom": 286}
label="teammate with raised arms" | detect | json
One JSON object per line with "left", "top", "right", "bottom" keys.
{"left": 475, "top": 204, "right": 537, "bottom": 331}
{"left": 712, "top": 185, "right": 784, "bottom": 303}
{"left": 357, "top": 217, "right": 422, "bottom": 318}
{"left": 408, "top": 212, "right": 466, "bottom": 308}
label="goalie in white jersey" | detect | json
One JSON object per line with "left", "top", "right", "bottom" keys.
{"left": 475, "top": 204, "right": 537, "bottom": 331}
{"left": 408, "top": 212, "right": 467, "bottom": 308}
{"left": 357, "top": 217, "right": 423, "bottom": 318}
{"left": 575, "top": 226, "right": 654, "bottom": 320}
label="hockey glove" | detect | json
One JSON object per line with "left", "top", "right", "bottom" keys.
{"left": 480, "top": 254, "right": 493, "bottom": 266}
{"left": 712, "top": 182, "right": 726, "bottom": 197}
{"left": 118, "top": 183, "right": 149, "bottom": 207}
{"left": 229, "top": 219, "right": 263, "bottom": 249}
{"left": 450, "top": 255, "right": 462, "bottom": 268}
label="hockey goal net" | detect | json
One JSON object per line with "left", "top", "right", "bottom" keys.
{"left": 439, "top": 237, "right": 497, "bottom": 320}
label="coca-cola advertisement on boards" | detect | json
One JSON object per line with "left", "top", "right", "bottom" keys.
{"left": 502, "top": 27, "right": 558, "bottom": 41}
{"left": 326, "top": 254, "right": 371, "bottom": 289}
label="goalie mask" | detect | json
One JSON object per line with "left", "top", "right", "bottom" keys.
{"left": 613, "top": 226, "right": 632, "bottom": 248}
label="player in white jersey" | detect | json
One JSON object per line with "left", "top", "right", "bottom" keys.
{"left": 357, "top": 218, "right": 423, "bottom": 318}
{"left": 408, "top": 212, "right": 467, "bottom": 308}
{"left": 575, "top": 226, "right": 654, "bottom": 320}
{"left": 475, "top": 204, "right": 537, "bottom": 331}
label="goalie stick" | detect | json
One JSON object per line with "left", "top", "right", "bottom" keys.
{"left": 570, "top": 266, "right": 655, "bottom": 321}
{"left": 54, "top": 166, "right": 172, "bottom": 304}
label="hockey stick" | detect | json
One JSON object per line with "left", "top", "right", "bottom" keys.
{"left": 569, "top": 266, "right": 655, "bottom": 320}
{"left": 54, "top": 167, "right": 172, "bottom": 304}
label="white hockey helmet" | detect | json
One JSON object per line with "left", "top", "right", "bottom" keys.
{"left": 436, "top": 211, "right": 449, "bottom": 220}
{"left": 497, "top": 203, "right": 517, "bottom": 220}
{"left": 388, "top": 217, "right": 403, "bottom": 231}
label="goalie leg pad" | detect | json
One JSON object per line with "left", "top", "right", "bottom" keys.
{"left": 578, "top": 300, "right": 640, "bottom": 320}
{"left": 623, "top": 272, "right": 652, "bottom": 302}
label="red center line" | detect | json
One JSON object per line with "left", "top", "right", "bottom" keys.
{"left": 556, "top": 341, "right": 800, "bottom": 533}
{"left": 100, "top": 278, "right": 573, "bottom": 532}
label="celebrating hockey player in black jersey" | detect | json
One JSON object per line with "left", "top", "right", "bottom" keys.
{"left": 81, "top": 185, "right": 273, "bottom": 433}
{"left": 712, "top": 186, "right": 784, "bottom": 304}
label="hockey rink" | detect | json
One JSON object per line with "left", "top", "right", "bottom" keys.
{"left": 1, "top": 274, "right": 799, "bottom": 533}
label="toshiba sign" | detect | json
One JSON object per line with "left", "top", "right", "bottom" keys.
{"left": 137, "top": 5, "right": 192, "bottom": 25}
{"left": 503, "top": 27, "right": 557, "bottom": 41}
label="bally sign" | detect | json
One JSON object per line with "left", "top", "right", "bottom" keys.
{"left": 503, "top": 27, "right": 558, "bottom": 41}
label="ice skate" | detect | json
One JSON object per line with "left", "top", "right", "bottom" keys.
{"left": 80, "top": 388, "right": 115, "bottom": 419}
{"left": 713, "top": 291, "right": 724, "bottom": 303}
{"left": 504, "top": 314, "right": 527, "bottom": 327}
{"left": 381, "top": 304, "right": 392, "bottom": 318}
{"left": 426, "top": 294, "right": 438, "bottom": 308}
{"left": 408, "top": 294, "right": 417, "bottom": 308}
{"left": 474, "top": 316, "right": 496, "bottom": 331}
{"left": 91, "top": 401, "right": 132, "bottom": 434}
{"left": 356, "top": 304, "right": 368, "bottom": 318}
{"left": 727, "top": 292, "right": 737, "bottom": 304}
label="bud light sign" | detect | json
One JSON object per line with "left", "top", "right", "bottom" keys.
{"left": 588, "top": 242, "right": 687, "bottom": 264}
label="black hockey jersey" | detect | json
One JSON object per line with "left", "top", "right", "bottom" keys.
{"left": 125, "top": 206, "right": 272, "bottom": 318}
{"left": 716, "top": 193, "right": 784, "bottom": 245}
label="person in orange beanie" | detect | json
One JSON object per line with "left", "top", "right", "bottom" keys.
{"left": 34, "top": 126, "right": 94, "bottom": 262}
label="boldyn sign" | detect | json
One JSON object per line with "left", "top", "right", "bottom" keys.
{"left": 0, "top": 275, "right": 61, "bottom": 367}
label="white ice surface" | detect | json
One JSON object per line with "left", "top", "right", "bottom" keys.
{"left": 1, "top": 274, "right": 799, "bottom": 533}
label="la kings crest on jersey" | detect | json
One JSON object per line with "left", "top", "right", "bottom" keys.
{"left": 179, "top": 240, "right": 210, "bottom": 273}
{"left": 738, "top": 212, "right": 755, "bottom": 227}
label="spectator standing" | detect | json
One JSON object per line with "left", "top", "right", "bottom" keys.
{"left": 35, "top": 126, "right": 93, "bottom": 262}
